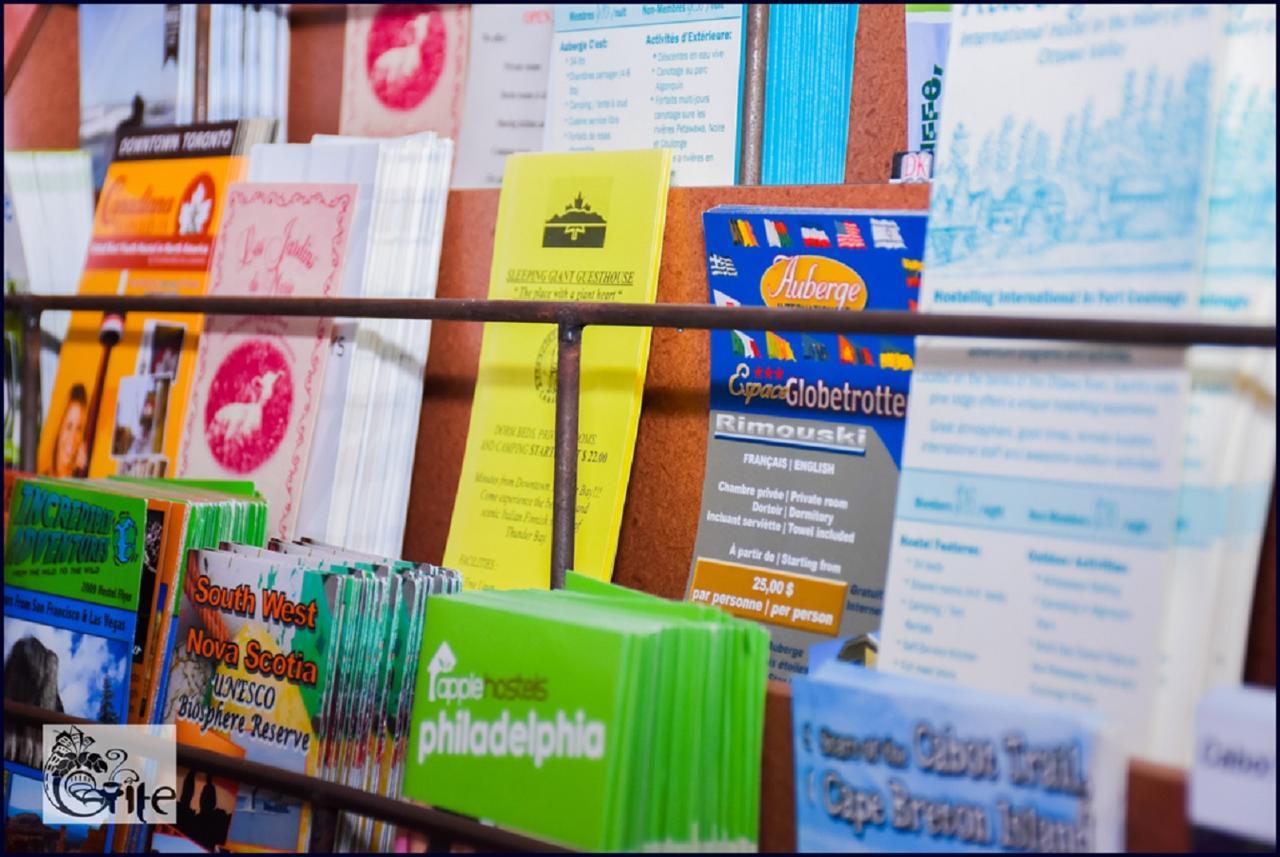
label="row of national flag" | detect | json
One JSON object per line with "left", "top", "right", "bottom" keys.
{"left": 728, "top": 328, "right": 911, "bottom": 369}
{"left": 727, "top": 216, "right": 907, "bottom": 250}
{"left": 713, "top": 289, "right": 913, "bottom": 368}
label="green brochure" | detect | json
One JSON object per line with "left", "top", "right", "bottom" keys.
{"left": 402, "top": 587, "right": 769, "bottom": 851}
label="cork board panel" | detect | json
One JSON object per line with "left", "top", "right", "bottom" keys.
{"left": 3, "top": 4, "right": 78, "bottom": 150}
{"left": 287, "top": 4, "right": 345, "bottom": 143}
{"left": 844, "top": 3, "right": 908, "bottom": 184}
{"left": 4, "top": 4, "right": 47, "bottom": 88}
{"left": 400, "top": 183, "right": 932, "bottom": 584}
{"left": 402, "top": 188, "right": 500, "bottom": 565}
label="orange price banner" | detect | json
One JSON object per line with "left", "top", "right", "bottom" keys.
{"left": 689, "top": 558, "right": 847, "bottom": 636}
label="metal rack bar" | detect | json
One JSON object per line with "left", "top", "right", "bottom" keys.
{"left": 8, "top": 291, "right": 1277, "bottom": 550}
{"left": 6, "top": 293, "right": 1277, "bottom": 347}
{"left": 552, "top": 323, "right": 583, "bottom": 589}
{"left": 2, "top": 700, "right": 572, "bottom": 853}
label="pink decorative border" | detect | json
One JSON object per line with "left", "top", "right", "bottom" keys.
{"left": 208, "top": 186, "right": 353, "bottom": 297}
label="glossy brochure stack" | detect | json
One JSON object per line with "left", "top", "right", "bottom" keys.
{"left": 761, "top": 5, "right": 860, "bottom": 185}
{"left": 0, "top": 473, "right": 460, "bottom": 853}
{"left": 203, "top": 4, "right": 291, "bottom": 129}
{"left": 444, "top": 148, "right": 672, "bottom": 589}
{"left": 252, "top": 132, "right": 454, "bottom": 557}
{"left": 542, "top": 4, "right": 746, "bottom": 186}
{"left": 154, "top": 538, "right": 460, "bottom": 853}
{"left": 2, "top": 475, "right": 267, "bottom": 853}
{"left": 243, "top": 138, "right": 378, "bottom": 548}
{"left": 791, "top": 651, "right": 1125, "bottom": 852}
{"left": 685, "top": 205, "right": 928, "bottom": 680}
{"left": 78, "top": 4, "right": 290, "bottom": 191}
{"left": 878, "top": 4, "right": 1232, "bottom": 758}
{"left": 37, "top": 120, "right": 276, "bottom": 484}
{"left": 403, "top": 573, "right": 769, "bottom": 851}
{"left": 1152, "top": 2, "right": 1278, "bottom": 766}
{"left": 2, "top": 150, "right": 95, "bottom": 450}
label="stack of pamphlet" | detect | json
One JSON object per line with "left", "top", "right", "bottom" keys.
{"left": 1, "top": 474, "right": 460, "bottom": 852}
{"left": 41, "top": 119, "right": 449, "bottom": 553}
{"left": 403, "top": 573, "right": 770, "bottom": 851}
{"left": 1153, "top": 2, "right": 1278, "bottom": 765}
{"left": 1189, "top": 686, "right": 1276, "bottom": 851}
{"left": 202, "top": 4, "right": 291, "bottom": 128}
{"left": 170, "top": 176, "right": 362, "bottom": 542}
{"left": 879, "top": 3, "right": 1276, "bottom": 767}
{"left": 762, "top": 5, "right": 861, "bottom": 184}
{"left": 2, "top": 475, "right": 267, "bottom": 851}
{"left": 314, "top": 134, "right": 452, "bottom": 558}
{"left": 38, "top": 119, "right": 276, "bottom": 486}
{"left": 245, "top": 132, "right": 453, "bottom": 555}
{"left": 79, "top": 4, "right": 290, "bottom": 189}
{"left": 3, "top": 151, "right": 96, "bottom": 461}
{"left": 153, "top": 537, "right": 460, "bottom": 852}
{"left": 684, "top": 204, "right": 928, "bottom": 681}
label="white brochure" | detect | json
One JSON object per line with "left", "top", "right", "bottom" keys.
{"left": 1153, "top": 3, "right": 1277, "bottom": 766}
{"left": 905, "top": 5, "right": 951, "bottom": 154}
{"left": 1189, "top": 686, "right": 1276, "bottom": 847}
{"left": 453, "top": 5, "right": 554, "bottom": 189}
{"left": 543, "top": 3, "right": 745, "bottom": 186}
{"left": 879, "top": 4, "right": 1229, "bottom": 757}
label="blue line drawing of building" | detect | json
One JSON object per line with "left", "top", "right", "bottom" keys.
{"left": 1205, "top": 73, "right": 1277, "bottom": 273}
{"left": 928, "top": 61, "right": 1217, "bottom": 272}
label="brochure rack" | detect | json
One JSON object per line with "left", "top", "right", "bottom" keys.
{"left": 5, "top": 5, "right": 1278, "bottom": 852}
{"left": 8, "top": 292, "right": 1275, "bottom": 579}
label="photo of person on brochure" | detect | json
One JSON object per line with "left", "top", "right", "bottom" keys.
{"left": 48, "top": 383, "right": 89, "bottom": 478}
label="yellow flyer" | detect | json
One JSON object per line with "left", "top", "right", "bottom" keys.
{"left": 37, "top": 124, "right": 247, "bottom": 481}
{"left": 444, "top": 149, "right": 672, "bottom": 589}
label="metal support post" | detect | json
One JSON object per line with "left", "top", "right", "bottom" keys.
{"left": 739, "top": 4, "right": 770, "bottom": 185}
{"left": 551, "top": 323, "right": 583, "bottom": 590}
{"left": 20, "top": 310, "right": 41, "bottom": 472}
